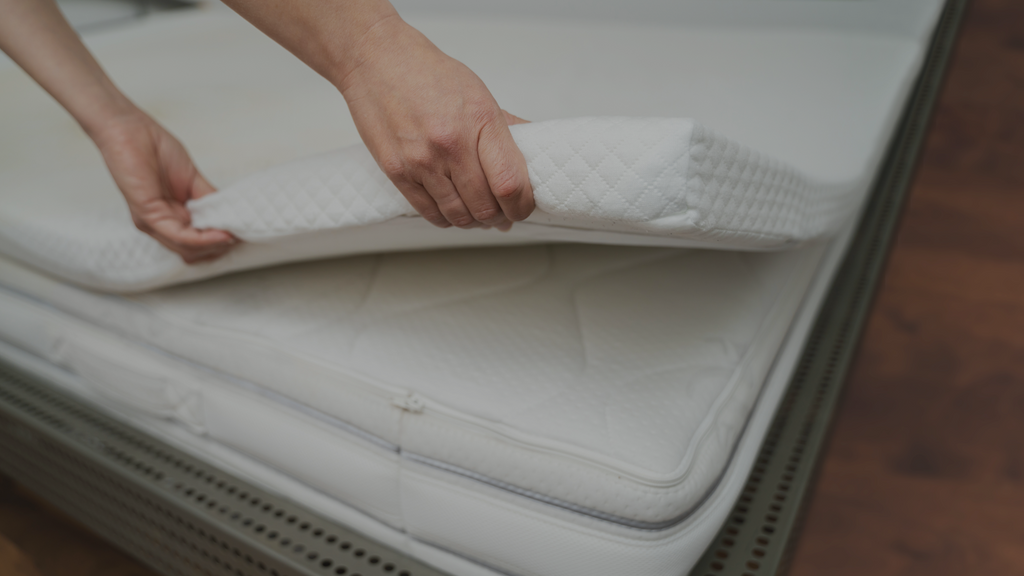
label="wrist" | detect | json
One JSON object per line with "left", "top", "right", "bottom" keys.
{"left": 78, "top": 85, "right": 143, "bottom": 145}
{"left": 84, "top": 100, "right": 150, "bottom": 153}
{"left": 328, "top": 8, "right": 409, "bottom": 93}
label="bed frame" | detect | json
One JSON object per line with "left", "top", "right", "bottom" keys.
{"left": 0, "top": 1, "right": 965, "bottom": 574}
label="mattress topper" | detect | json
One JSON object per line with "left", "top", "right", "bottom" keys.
{"left": 0, "top": 6, "right": 928, "bottom": 292}
{"left": 191, "top": 117, "right": 849, "bottom": 246}
{"left": 0, "top": 115, "right": 846, "bottom": 294}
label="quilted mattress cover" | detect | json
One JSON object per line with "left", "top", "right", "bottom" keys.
{"left": 0, "top": 234, "right": 839, "bottom": 576}
{"left": 0, "top": 1, "right": 935, "bottom": 292}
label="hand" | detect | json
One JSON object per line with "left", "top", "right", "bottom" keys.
{"left": 337, "top": 16, "right": 534, "bottom": 231}
{"left": 92, "top": 110, "right": 235, "bottom": 263}
{"left": 0, "top": 0, "right": 235, "bottom": 264}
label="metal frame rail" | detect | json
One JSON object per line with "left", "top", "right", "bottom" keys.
{"left": 0, "top": 2, "right": 964, "bottom": 575}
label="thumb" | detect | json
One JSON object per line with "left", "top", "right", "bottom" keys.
{"left": 502, "top": 109, "right": 530, "bottom": 126}
{"left": 191, "top": 170, "right": 218, "bottom": 200}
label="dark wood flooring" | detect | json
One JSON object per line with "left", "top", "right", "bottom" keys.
{"left": 0, "top": 475, "right": 158, "bottom": 576}
{"left": 1, "top": 0, "right": 1022, "bottom": 574}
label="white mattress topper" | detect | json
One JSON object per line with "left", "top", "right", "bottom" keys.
{"left": 190, "top": 117, "right": 849, "bottom": 246}
{"left": 0, "top": 114, "right": 849, "bottom": 292}
{"left": 0, "top": 4, "right": 930, "bottom": 292}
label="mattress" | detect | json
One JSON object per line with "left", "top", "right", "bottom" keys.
{"left": 0, "top": 1, "right": 943, "bottom": 575}
{"left": 0, "top": 236, "right": 838, "bottom": 576}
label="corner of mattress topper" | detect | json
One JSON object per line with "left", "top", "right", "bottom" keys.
{"left": 683, "top": 118, "right": 708, "bottom": 144}
{"left": 184, "top": 197, "right": 222, "bottom": 232}
{"left": 184, "top": 192, "right": 224, "bottom": 226}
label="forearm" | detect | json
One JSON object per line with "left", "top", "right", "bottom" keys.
{"left": 0, "top": 0, "right": 137, "bottom": 140}
{"left": 220, "top": 0, "right": 400, "bottom": 90}
{"left": 226, "top": 0, "right": 534, "bottom": 229}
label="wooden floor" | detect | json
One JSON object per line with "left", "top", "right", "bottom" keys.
{"left": 1, "top": 0, "right": 1022, "bottom": 574}
{"left": 0, "top": 475, "right": 159, "bottom": 576}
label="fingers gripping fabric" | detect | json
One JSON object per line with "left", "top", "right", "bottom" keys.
{"left": 0, "top": 118, "right": 852, "bottom": 293}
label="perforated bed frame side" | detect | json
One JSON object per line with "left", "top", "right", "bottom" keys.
{"left": 0, "top": 1, "right": 964, "bottom": 574}
{"left": 0, "top": 360, "right": 447, "bottom": 576}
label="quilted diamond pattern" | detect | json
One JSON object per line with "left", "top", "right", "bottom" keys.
{"left": 191, "top": 146, "right": 412, "bottom": 237}
{"left": 0, "top": 206, "right": 182, "bottom": 288}
{"left": 0, "top": 117, "right": 855, "bottom": 292}
{"left": 190, "top": 117, "right": 851, "bottom": 244}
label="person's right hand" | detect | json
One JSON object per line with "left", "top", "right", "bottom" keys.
{"left": 92, "top": 110, "right": 236, "bottom": 263}
{"left": 336, "top": 16, "right": 534, "bottom": 231}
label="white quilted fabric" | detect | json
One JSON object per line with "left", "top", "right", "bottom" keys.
{"left": 190, "top": 116, "right": 851, "bottom": 245}
{"left": 0, "top": 118, "right": 852, "bottom": 293}
{"left": 0, "top": 117, "right": 850, "bottom": 293}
